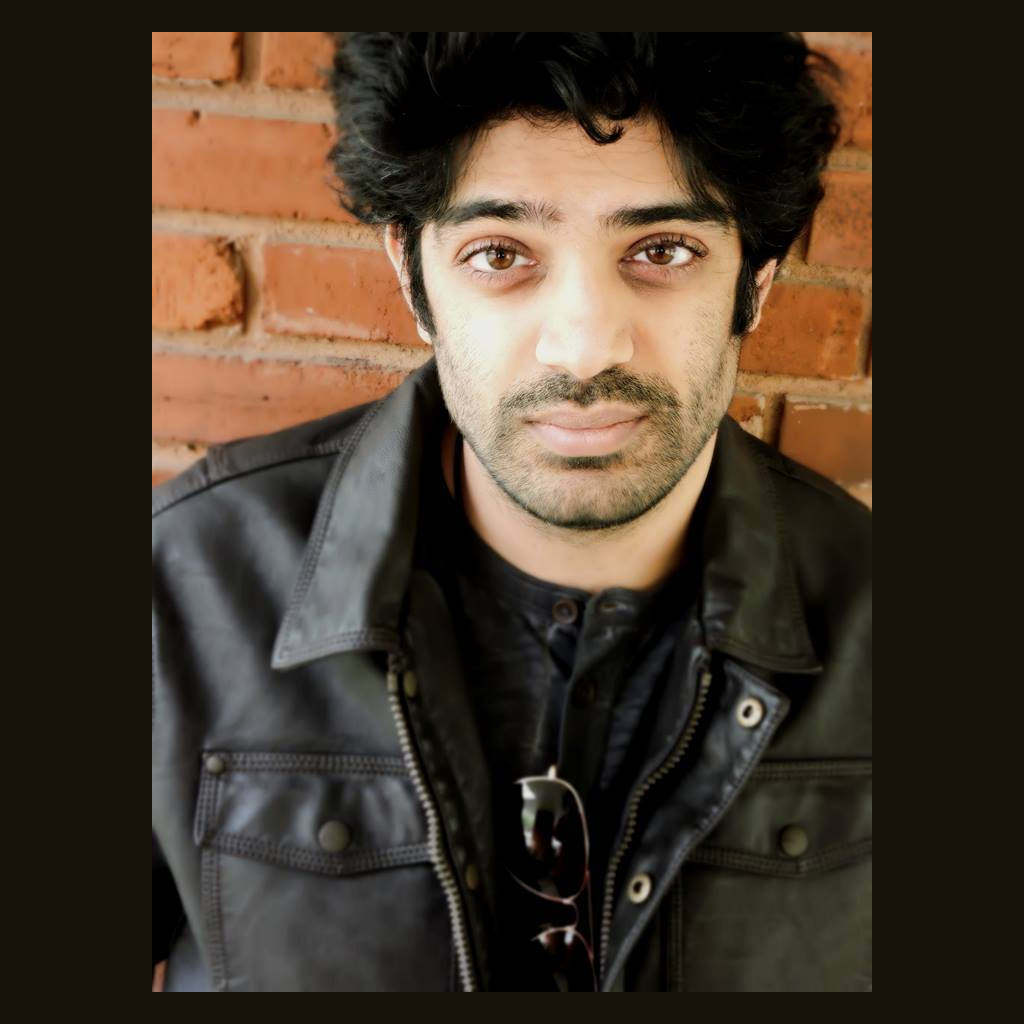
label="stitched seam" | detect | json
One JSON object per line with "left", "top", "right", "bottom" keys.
{"left": 201, "top": 773, "right": 228, "bottom": 991}
{"left": 688, "top": 837, "right": 872, "bottom": 876}
{"left": 767, "top": 451, "right": 872, "bottom": 516}
{"left": 278, "top": 627, "right": 401, "bottom": 662}
{"left": 208, "top": 834, "right": 431, "bottom": 875}
{"left": 751, "top": 759, "right": 872, "bottom": 781}
{"left": 152, "top": 444, "right": 351, "bottom": 518}
{"left": 151, "top": 394, "right": 380, "bottom": 519}
{"left": 194, "top": 768, "right": 217, "bottom": 845}
{"left": 278, "top": 401, "right": 384, "bottom": 629}
{"left": 705, "top": 632, "right": 819, "bottom": 673}
{"left": 202, "top": 751, "right": 407, "bottom": 776}
{"left": 200, "top": 850, "right": 220, "bottom": 988}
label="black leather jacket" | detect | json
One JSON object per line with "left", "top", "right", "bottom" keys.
{"left": 152, "top": 358, "right": 872, "bottom": 992}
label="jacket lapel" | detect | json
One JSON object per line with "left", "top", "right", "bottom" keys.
{"left": 272, "top": 358, "right": 821, "bottom": 677}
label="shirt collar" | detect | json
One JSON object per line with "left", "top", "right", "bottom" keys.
{"left": 272, "top": 358, "right": 821, "bottom": 675}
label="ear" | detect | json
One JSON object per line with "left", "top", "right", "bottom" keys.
{"left": 745, "top": 259, "right": 778, "bottom": 334}
{"left": 383, "top": 224, "right": 433, "bottom": 345}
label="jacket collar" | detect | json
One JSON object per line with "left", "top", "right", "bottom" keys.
{"left": 272, "top": 358, "right": 821, "bottom": 674}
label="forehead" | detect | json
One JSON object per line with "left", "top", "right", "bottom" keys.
{"left": 448, "top": 116, "right": 693, "bottom": 224}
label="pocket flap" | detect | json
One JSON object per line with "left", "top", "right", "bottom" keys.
{"left": 688, "top": 758, "right": 872, "bottom": 877}
{"left": 194, "top": 751, "right": 431, "bottom": 876}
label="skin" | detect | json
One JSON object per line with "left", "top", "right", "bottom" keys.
{"left": 387, "top": 115, "right": 777, "bottom": 594}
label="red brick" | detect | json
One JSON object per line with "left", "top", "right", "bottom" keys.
{"left": 726, "top": 393, "right": 765, "bottom": 438}
{"left": 777, "top": 399, "right": 872, "bottom": 485}
{"left": 152, "top": 352, "right": 406, "bottom": 443}
{"left": 806, "top": 169, "right": 872, "bottom": 269}
{"left": 152, "top": 109, "right": 352, "bottom": 223}
{"left": 152, "top": 32, "right": 241, "bottom": 82}
{"left": 819, "top": 45, "right": 871, "bottom": 150}
{"left": 152, "top": 234, "right": 243, "bottom": 330}
{"left": 741, "top": 282, "right": 864, "bottom": 379}
{"left": 262, "top": 244, "right": 423, "bottom": 346}
{"left": 262, "top": 32, "right": 336, "bottom": 90}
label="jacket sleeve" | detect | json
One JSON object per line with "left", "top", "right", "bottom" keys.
{"left": 153, "top": 580, "right": 184, "bottom": 967}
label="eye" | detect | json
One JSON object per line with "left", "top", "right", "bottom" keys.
{"left": 463, "top": 243, "right": 534, "bottom": 274}
{"left": 634, "top": 242, "right": 688, "bottom": 266}
{"left": 626, "top": 238, "right": 703, "bottom": 269}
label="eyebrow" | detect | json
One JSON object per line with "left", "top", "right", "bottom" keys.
{"left": 432, "top": 197, "right": 732, "bottom": 241}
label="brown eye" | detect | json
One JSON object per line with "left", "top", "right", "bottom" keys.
{"left": 486, "top": 247, "right": 517, "bottom": 271}
{"left": 644, "top": 243, "right": 677, "bottom": 266}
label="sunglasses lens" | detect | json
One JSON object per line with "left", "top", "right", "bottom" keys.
{"left": 532, "top": 928, "right": 597, "bottom": 992}
{"left": 511, "top": 778, "right": 587, "bottom": 898}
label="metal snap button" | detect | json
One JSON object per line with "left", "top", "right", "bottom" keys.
{"left": 778, "top": 824, "right": 809, "bottom": 858}
{"left": 552, "top": 598, "right": 578, "bottom": 625}
{"left": 627, "top": 873, "right": 653, "bottom": 904}
{"left": 465, "top": 863, "right": 481, "bottom": 891}
{"left": 736, "top": 697, "right": 765, "bottom": 728}
{"left": 204, "top": 754, "right": 226, "bottom": 775}
{"left": 402, "top": 670, "right": 418, "bottom": 699}
{"left": 317, "top": 820, "right": 352, "bottom": 853}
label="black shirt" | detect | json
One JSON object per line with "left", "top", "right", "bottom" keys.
{"left": 417, "top": 426, "right": 702, "bottom": 988}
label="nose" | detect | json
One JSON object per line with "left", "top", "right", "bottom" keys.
{"left": 533, "top": 259, "right": 634, "bottom": 380}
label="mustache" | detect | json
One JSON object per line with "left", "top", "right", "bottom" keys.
{"left": 499, "top": 367, "right": 680, "bottom": 415}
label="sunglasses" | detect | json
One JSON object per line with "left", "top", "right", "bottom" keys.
{"left": 505, "top": 765, "right": 597, "bottom": 992}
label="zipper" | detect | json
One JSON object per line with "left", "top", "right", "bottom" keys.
{"left": 598, "top": 664, "right": 713, "bottom": 983}
{"left": 386, "top": 650, "right": 478, "bottom": 993}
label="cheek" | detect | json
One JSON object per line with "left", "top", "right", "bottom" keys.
{"left": 442, "top": 298, "right": 534, "bottom": 378}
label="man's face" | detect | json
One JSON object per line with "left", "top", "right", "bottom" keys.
{"left": 407, "top": 116, "right": 752, "bottom": 532}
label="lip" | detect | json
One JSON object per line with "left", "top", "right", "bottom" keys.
{"left": 527, "top": 415, "right": 646, "bottom": 456}
{"left": 527, "top": 405, "right": 644, "bottom": 430}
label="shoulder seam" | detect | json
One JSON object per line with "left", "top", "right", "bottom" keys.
{"left": 152, "top": 439, "right": 349, "bottom": 519}
{"left": 760, "top": 442, "right": 870, "bottom": 516}
{"left": 152, "top": 400, "right": 380, "bottom": 519}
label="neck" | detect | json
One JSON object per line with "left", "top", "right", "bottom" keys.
{"left": 441, "top": 421, "right": 714, "bottom": 593}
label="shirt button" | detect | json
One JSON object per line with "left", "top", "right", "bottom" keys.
{"left": 465, "top": 863, "right": 481, "bottom": 891}
{"left": 552, "top": 598, "right": 578, "bottom": 624}
{"left": 317, "top": 820, "right": 352, "bottom": 853}
{"left": 599, "top": 600, "right": 621, "bottom": 613}
{"left": 572, "top": 678, "right": 597, "bottom": 708}
{"left": 627, "top": 873, "right": 653, "bottom": 904}
{"left": 778, "top": 824, "right": 809, "bottom": 857}
{"left": 204, "top": 754, "right": 226, "bottom": 775}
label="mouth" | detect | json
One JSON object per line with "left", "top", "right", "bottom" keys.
{"left": 526, "top": 413, "right": 647, "bottom": 457}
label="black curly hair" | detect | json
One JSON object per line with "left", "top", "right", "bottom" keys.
{"left": 326, "top": 33, "right": 840, "bottom": 338}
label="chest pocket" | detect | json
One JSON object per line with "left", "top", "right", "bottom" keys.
{"left": 670, "top": 759, "right": 871, "bottom": 992}
{"left": 192, "top": 750, "right": 453, "bottom": 992}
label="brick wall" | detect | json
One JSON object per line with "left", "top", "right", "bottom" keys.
{"left": 152, "top": 32, "right": 872, "bottom": 507}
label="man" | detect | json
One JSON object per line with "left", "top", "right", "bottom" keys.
{"left": 153, "top": 33, "right": 871, "bottom": 992}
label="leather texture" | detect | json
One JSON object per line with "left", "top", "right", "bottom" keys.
{"left": 152, "top": 357, "right": 872, "bottom": 992}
